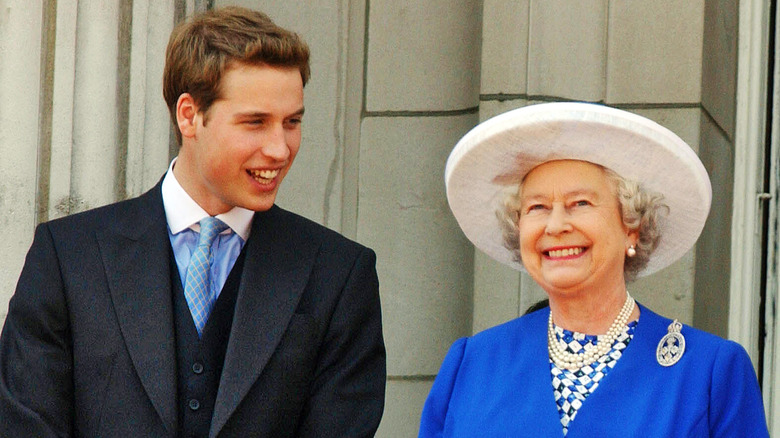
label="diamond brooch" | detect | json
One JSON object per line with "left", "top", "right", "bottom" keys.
{"left": 656, "top": 319, "right": 685, "bottom": 367}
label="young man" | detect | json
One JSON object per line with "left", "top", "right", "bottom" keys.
{"left": 0, "top": 7, "right": 385, "bottom": 437}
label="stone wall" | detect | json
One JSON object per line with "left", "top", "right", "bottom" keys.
{"left": 0, "top": 1, "right": 751, "bottom": 436}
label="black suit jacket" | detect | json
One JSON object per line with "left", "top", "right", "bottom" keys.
{"left": 0, "top": 183, "right": 386, "bottom": 437}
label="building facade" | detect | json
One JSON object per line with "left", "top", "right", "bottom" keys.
{"left": 1, "top": 0, "right": 778, "bottom": 435}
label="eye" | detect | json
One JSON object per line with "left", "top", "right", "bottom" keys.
{"left": 524, "top": 204, "right": 546, "bottom": 214}
{"left": 285, "top": 117, "right": 302, "bottom": 128}
{"left": 574, "top": 199, "right": 591, "bottom": 207}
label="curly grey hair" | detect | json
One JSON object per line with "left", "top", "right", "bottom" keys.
{"left": 497, "top": 164, "right": 668, "bottom": 281}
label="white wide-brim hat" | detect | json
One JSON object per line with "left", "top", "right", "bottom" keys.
{"left": 445, "top": 102, "right": 712, "bottom": 277}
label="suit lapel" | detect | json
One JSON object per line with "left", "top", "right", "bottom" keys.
{"left": 96, "top": 184, "right": 178, "bottom": 435}
{"left": 210, "top": 206, "right": 319, "bottom": 437}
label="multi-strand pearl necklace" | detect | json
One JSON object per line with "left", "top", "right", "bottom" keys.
{"left": 547, "top": 293, "right": 635, "bottom": 371}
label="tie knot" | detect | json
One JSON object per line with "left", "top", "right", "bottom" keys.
{"left": 197, "top": 217, "right": 229, "bottom": 248}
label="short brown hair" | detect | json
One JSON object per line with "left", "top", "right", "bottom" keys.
{"left": 163, "top": 6, "right": 310, "bottom": 144}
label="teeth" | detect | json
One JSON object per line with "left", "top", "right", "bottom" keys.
{"left": 547, "top": 247, "right": 583, "bottom": 258}
{"left": 248, "top": 169, "right": 279, "bottom": 183}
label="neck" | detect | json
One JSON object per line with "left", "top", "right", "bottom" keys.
{"left": 172, "top": 153, "right": 231, "bottom": 216}
{"left": 547, "top": 280, "right": 636, "bottom": 334}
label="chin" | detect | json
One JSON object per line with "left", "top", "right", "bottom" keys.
{"left": 238, "top": 188, "right": 280, "bottom": 211}
{"left": 226, "top": 196, "right": 272, "bottom": 213}
{"left": 540, "top": 274, "right": 590, "bottom": 292}
{"left": 244, "top": 200, "right": 276, "bottom": 212}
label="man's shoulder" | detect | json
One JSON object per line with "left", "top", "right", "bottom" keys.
{"left": 267, "top": 205, "right": 372, "bottom": 253}
{"left": 44, "top": 185, "right": 161, "bottom": 235}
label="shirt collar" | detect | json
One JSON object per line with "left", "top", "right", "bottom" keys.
{"left": 161, "top": 157, "right": 253, "bottom": 241}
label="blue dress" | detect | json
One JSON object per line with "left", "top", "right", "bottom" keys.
{"left": 419, "top": 304, "right": 768, "bottom": 437}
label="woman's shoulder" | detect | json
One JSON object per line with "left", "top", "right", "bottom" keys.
{"left": 638, "top": 306, "right": 767, "bottom": 436}
{"left": 640, "top": 305, "right": 739, "bottom": 343}
{"left": 464, "top": 308, "right": 549, "bottom": 350}
{"left": 638, "top": 304, "right": 753, "bottom": 366}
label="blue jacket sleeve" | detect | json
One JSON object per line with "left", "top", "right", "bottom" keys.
{"left": 709, "top": 340, "right": 768, "bottom": 437}
{"left": 418, "top": 338, "right": 467, "bottom": 438}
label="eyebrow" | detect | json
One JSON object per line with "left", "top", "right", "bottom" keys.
{"left": 234, "top": 107, "right": 306, "bottom": 119}
{"left": 564, "top": 189, "right": 599, "bottom": 199}
{"left": 521, "top": 189, "right": 600, "bottom": 203}
{"left": 520, "top": 194, "right": 548, "bottom": 204}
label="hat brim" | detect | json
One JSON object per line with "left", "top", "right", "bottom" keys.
{"left": 445, "top": 102, "right": 712, "bottom": 277}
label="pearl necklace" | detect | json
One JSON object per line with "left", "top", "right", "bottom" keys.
{"left": 548, "top": 293, "right": 635, "bottom": 371}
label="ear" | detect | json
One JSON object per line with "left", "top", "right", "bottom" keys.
{"left": 626, "top": 228, "right": 639, "bottom": 249}
{"left": 176, "top": 93, "right": 200, "bottom": 139}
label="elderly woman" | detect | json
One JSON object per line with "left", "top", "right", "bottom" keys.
{"left": 419, "top": 103, "right": 768, "bottom": 437}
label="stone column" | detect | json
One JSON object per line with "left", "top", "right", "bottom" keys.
{"left": 357, "top": 1, "right": 482, "bottom": 436}
{"left": 0, "top": 0, "right": 45, "bottom": 317}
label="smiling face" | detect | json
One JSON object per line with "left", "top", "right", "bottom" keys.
{"left": 173, "top": 62, "right": 304, "bottom": 215}
{"left": 517, "top": 160, "right": 637, "bottom": 297}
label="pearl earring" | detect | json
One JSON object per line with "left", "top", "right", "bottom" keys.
{"left": 627, "top": 245, "right": 636, "bottom": 257}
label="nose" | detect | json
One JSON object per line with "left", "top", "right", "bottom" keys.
{"left": 545, "top": 204, "right": 572, "bottom": 235}
{"left": 263, "top": 123, "right": 290, "bottom": 161}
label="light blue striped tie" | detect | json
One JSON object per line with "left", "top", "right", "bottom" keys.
{"left": 184, "top": 217, "right": 229, "bottom": 337}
